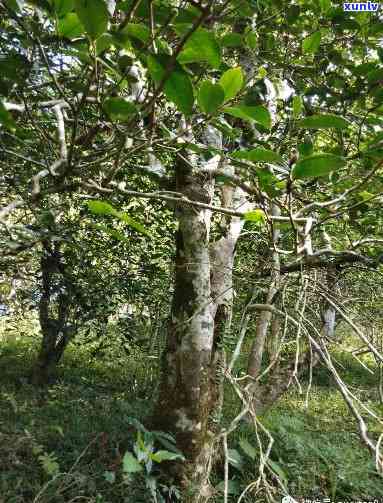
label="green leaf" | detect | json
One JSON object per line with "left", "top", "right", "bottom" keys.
{"left": 91, "top": 223, "right": 128, "bottom": 242}
{"left": 302, "top": 31, "right": 321, "bottom": 54}
{"left": 219, "top": 67, "right": 244, "bottom": 102}
{"left": 177, "top": 29, "right": 221, "bottom": 69}
{"left": 353, "top": 62, "right": 376, "bottom": 76}
{"left": 122, "top": 452, "right": 143, "bottom": 473}
{"left": 227, "top": 448, "right": 244, "bottom": 470}
{"left": 58, "top": 12, "right": 84, "bottom": 38}
{"left": 103, "top": 470, "right": 116, "bottom": 483}
{"left": 245, "top": 31, "right": 257, "bottom": 49}
{"left": 87, "top": 200, "right": 150, "bottom": 236}
{"left": 197, "top": 81, "right": 224, "bottom": 115}
{"left": 286, "top": 5, "right": 300, "bottom": 24}
{"left": 212, "top": 118, "right": 241, "bottom": 139}
{"left": 298, "top": 140, "right": 313, "bottom": 158}
{"left": 216, "top": 479, "right": 241, "bottom": 495}
{"left": 0, "top": 101, "right": 16, "bottom": 131}
{"left": 74, "top": 0, "right": 109, "bottom": 39}
{"left": 362, "top": 148, "right": 383, "bottom": 160}
{"left": 221, "top": 33, "right": 243, "bottom": 47}
{"left": 267, "top": 459, "right": 288, "bottom": 487}
{"left": 4, "top": 0, "right": 24, "bottom": 12}
{"left": 256, "top": 168, "right": 279, "bottom": 196}
{"left": 96, "top": 33, "right": 113, "bottom": 55}
{"left": 87, "top": 200, "right": 115, "bottom": 216}
{"left": 117, "top": 212, "right": 150, "bottom": 237}
{"left": 367, "top": 68, "right": 383, "bottom": 85}
{"left": 53, "top": 0, "right": 74, "bottom": 16}
{"left": 147, "top": 55, "right": 194, "bottom": 115}
{"left": 239, "top": 438, "right": 257, "bottom": 460}
{"left": 297, "top": 114, "right": 349, "bottom": 130}
{"left": 292, "top": 96, "right": 303, "bottom": 118}
{"left": 232, "top": 148, "right": 282, "bottom": 164}
{"left": 292, "top": 153, "right": 346, "bottom": 179}
{"left": 243, "top": 209, "right": 266, "bottom": 224}
{"left": 122, "top": 23, "right": 151, "bottom": 43}
{"left": 151, "top": 450, "right": 185, "bottom": 463}
{"left": 319, "top": 0, "right": 331, "bottom": 12}
{"left": 103, "top": 97, "right": 137, "bottom": 121}
{"left": 224, "top": 105, "right": 271, "bottom": 129}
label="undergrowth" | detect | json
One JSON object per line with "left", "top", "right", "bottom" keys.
{"left": 1, "top": 336, "right": 383, "bottom": 502}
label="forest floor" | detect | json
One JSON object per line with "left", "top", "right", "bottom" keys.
{"left": 0, "top": 336, "right": 383, "bottom": 502}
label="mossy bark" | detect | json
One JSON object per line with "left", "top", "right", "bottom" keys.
{"left": 151, "top": 155, "right": 217, "bottom": 498}
{"left": 152, "top": 155, "right": 250, "bottom": 500}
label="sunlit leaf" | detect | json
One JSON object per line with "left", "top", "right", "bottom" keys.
{"left": 87, "top": 200, "right": 150, "bottom": 236}
{"left": 297, "top": 114, "right": 350, "bottom": 129}
{"left": 292, "top": 96, "right": 303, "bottom": 118}
{"left": 224, "top": 104, "right": 271, "bottom": 129}
{"left": 147, "top": 55, "right": 194, "bottom": 115}
{"left": 74, "top": 0, "right": 109, "bottom": 39}
{"left": 103, "top": 97, "right": 137, "bottom": 121}
{"left": 151, "top": 450, "right": 185, "bottom": 462}
{"left": 178, "top": 29, "right": 221, "bottom": 68}
{"left": 197, "top": 81, "right": 224, "bottom": 114}
{"left": 219, "top": 67, "right": 244, "bottom": 102}
{"left": 243, "top": 209, "right": 266, "bottom": 224}
{"left": 292, "top": 153, "right": 346, "bottom": 179}
{"left": 122, "top": 452, "right": 143, "bottom": 473}
{"left": 302, "top": 31, "right": 321, "bottom": 54}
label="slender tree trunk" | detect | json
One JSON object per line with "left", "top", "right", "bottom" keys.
{"left": 210, "top": 184, "right": 251, "bottom": 422}
{"left": 30, "top": 246, "right": 73, "bottom": 386}
{"left": 247, "top": 204, "right": 281, "bottom": 382}
{"left": 321, "top": 266, "right": 338, "bottom": 339}
{"left": 31, "top": 323, "right": 70, "bottom": 385}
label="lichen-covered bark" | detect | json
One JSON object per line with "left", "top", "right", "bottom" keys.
{"left": 152, "top": 151, "right": 251, "bottom": 498}
{"left": 152, "top": 155, "right": 217, "bottom": 493}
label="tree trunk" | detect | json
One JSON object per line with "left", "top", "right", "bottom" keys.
{"left": 321, "top": 266, "right": 339, "bottom": 339}
{"left": 247, "top": 203, "right": 281, "bottom": 384}
{"left": 209, "top": 184, "right": 251, "bottom": 423}
{"left": 151, "top": 153, "right": 217, "bottom": 497}
{"left": 30, "top": 323, "right": 70, "bottom": 385}
{"left": 30, "top": 246, "right": 73, "bottom": 386}
{"left": 151, "top": 138, "right": 249, "bottom": 499}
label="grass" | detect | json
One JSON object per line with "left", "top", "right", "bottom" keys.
{"left": 1, "top": 335, "right": 383, "bottom": 502}
{"left": 221, "top": 338, "right": 383, "bottom": 502}
{"left": 0, "top": 338, "right": 152, "bottom": 502}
